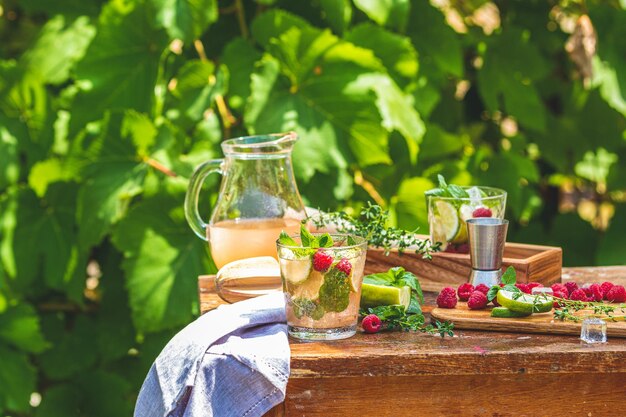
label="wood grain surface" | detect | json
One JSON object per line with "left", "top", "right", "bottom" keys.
{"left": 198, "top": 266, "right": 626, "bottom": 416}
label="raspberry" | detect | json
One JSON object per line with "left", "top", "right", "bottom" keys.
{"left": 515, "top": 283, "right": 531, "bottom": 294}
{"left": 552, "top": 290, "right": 568, "bottom": 307}
{"left": 569, "top": 288, "right": 587, "bottom": 301}
{"left": 472, "top": 207, "right": 493, "bottom": 218}
{"left": 589, "top": 283, "right": 604, "bottom": 302}
{"left": 601, "top": 282, "right": 615, "bottom": 300}
{"left": 583, "top": 287, "right": 593, "bottom": 298}
{"left": 335, "top": 258, "right": 352, "bottom": 276}
{"left": 564, "top": 282, "right": 579, "bottom": 295}
{"left": 312, "top": 249, "right": 333, "bottom": 272}
{"left": 551, "top": 283, "right": 568, "bottom": 294}
{"left": 437, "top": 287, "right": 458, "bottom": 309}
{"left": 606, "top": 285, "right": 626, "bottom": 303}
{"left": 457, "top": 283, "right": 475, "bottom": 301}
{"left": 456, "top": 243, "right": 469, "bottom": 253}
{"left": 527, "top": 282, "right": 542, "bottom": 291}
{"left": 475, "top": 284, "right": 489, "bottom": 295}
{"left": 362, "top": 314, "right": 382, "bottom": 333}
{"left": 467, "top": 291, "right": 488, "bottom": 310}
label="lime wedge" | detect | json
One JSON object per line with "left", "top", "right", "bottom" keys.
{"left": 433, "top": 200, "right": 460, "bottom": 241}
{"left": 279, "top": 257, "right": 312, "bottom": 284}
{"left": 497, "top": 290, "right": 553, "bottom": 314}
{"left": 360, "top": 283, "right": 411, "bottom": 310}
{"left": 490, "top": 307, "right": 532, "bottom": 318}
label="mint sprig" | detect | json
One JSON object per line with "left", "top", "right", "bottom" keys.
{"left": 364, "top": 267, "right": 423, "bottom": 313}
{"left": 487, "top": 266, "right": 521, "bottom": 301}
{"left": 424, "top": 174, "right": 470, "bottom": 199}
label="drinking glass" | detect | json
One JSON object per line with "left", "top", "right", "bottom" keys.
{"left": 277, "top": 234, "right": 368, "bottom": 340}
{"left": 427, "top": 186, "right": 506, "bottom": 253}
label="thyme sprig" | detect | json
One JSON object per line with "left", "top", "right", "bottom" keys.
{"left": 552, "top": 298, "right": 626, "bottom": 322}
{"left": 310, "top": 203, "right": 438, "bottom": 259}
{"left": 360, "top": 306, "right": 454, "bottom": 337}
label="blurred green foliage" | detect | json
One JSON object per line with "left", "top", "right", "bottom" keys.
{"left": 0, "top": 0, "right": 625, "bottom": 414}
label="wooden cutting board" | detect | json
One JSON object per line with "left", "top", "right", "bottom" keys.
{"left": 431, "top": 303, "right": 626, "bottom": 338}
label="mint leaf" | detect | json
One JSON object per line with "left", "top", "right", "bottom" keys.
{"left": 501, "top": 266, "right": 517, "bottom": 285}
{"left": 278, "top": 231, "right": 298, "bottom": 246}
{"left": 447, "top": 184, "right": 470, "bottom": 199}
{"left": 437, "top": 174, "right": 448, "bottom": 189}
{"left": 299, "top": 224, "right": 318, "bottom": 248}
{"left": 487, "top": 285, "right": 500, "bottom": 302}
{"left": 317, "top": 233, "right": 334, "bottom": 248}
{"left": 319, "top": 268, "right": 350, "bottom": 312}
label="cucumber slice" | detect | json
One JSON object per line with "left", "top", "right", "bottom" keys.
{"left": 360, "top": 283, "right": 411, "bottom": 310}
{"left": 490, "top": 307, "right": 532, "bottom": 318}
{"left": 279, "top": 257, "right": 312, "bottom": 285}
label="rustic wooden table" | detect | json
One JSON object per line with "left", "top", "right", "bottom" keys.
{"left": 199, "top": 266, "right": 626, "bottom": 416}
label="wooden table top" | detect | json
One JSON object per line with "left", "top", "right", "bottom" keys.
{"left": 198, "top": 266, "right": 626, "bottom": 378}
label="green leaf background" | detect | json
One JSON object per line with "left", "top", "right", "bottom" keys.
{"left": 1, "top": 0, "right": 626, "bottom": 414}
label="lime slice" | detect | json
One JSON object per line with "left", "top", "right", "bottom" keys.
{"left": 497, "top": 290, "right": 553, "bottom": 314}
{"left": 279, "top": 257, "right": 312, "bottom": 285}
{"left": 360, "top": 283, "right": 411, "bottom": 310}
{"left": 491, "top": 307, "right": 532, "bottom": 318}
{"left": 433, "top": 201, "right": 459, "bottom": 241}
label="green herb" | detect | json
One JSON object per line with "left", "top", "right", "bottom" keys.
{"left": 310, "top": 203, "right": 437, "bottom": 258}
{"left": 486, "top": 266, "right": 519, "bottom": 302}
{"left": 361, "top": 305, "right": 454, "bottom": 337}
{"left": 292, "top": 297, "right": 325, "bottom": 320}
{"left": 279, "top": 224, "right": 334, "bottom": 257}
{"left": 359, "top": 266, "right": 453, "bottom": 337}
{"left": 424, "top": 175, "right": 470, "bottom": 199}
{"left": 553, "top": 298, "right": 626, "bottom": 323}
{"left": 364, "top": 267, "right": 424, "bottom": 314}
{"left": 318, "top": 268, "right": 351, "bottom": 313}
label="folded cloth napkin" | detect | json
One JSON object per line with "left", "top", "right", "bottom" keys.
{"left": 134, "top": 292, "right": 289, "bottom": 417}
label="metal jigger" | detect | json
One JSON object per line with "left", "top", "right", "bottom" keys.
{"left": 467, "top": 218, "right": 509, "bottom": 287}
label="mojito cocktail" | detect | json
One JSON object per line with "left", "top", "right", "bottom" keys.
{"left": 277, "top": 232, "right": 367, "bottom": 340}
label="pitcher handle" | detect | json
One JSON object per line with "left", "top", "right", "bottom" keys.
{"left": 184, "top": 159, "right": 224, "bottom": 241}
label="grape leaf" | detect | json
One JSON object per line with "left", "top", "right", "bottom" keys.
{"left": 407, "top": 1, "right": 462, "bottom": 78}
{"left": 150, "top": 0, "right": 218, "bottom": 43}
{"left": 9, "top": 184, "right": 82, "bottom": 293}
{"left": 221, "top": 38, "right": 262, "bottom": 111}
{"left": 73, "top": 112, "right": 150, "bottom": 249}
{"left": 20, "top": 16, "right": 96, "bottom": 85}
{"left": 248, "top": 11, "right": 421, "bottom": 177}
{"left": 319, "top": 0, "right": 352, "bottom": 34}
{"left": 111, "top": 193, "right": 210, "bottom": 332}
{"left": 353, "top": 0, "right": 409, "bottom": 30}
{"left": 477, "top": 28, "right": 549, "bottom": 132}
{"left": 38, "top": 314, "right": 98, "bottom": 379}
{"left": 0, "top": 304, "right": 48, "bottom": 353}
{"left": 0, "top": 344, "right": 36, "bottom": 413}
{"left": 346, "top": 23, "right": 418, "bottom": 86}
{"left": 392, "top": 176, "right": 434, "bottom": 232}
{"left": 0, "top": 127, "right": 18, "bottom": 191}
{"left": 70, "top": 3, "right": 169, "bottom": 132}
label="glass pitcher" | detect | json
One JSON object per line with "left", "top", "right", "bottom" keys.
{"left": 184, "top": 132, "right": 306, "bottom": 270}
